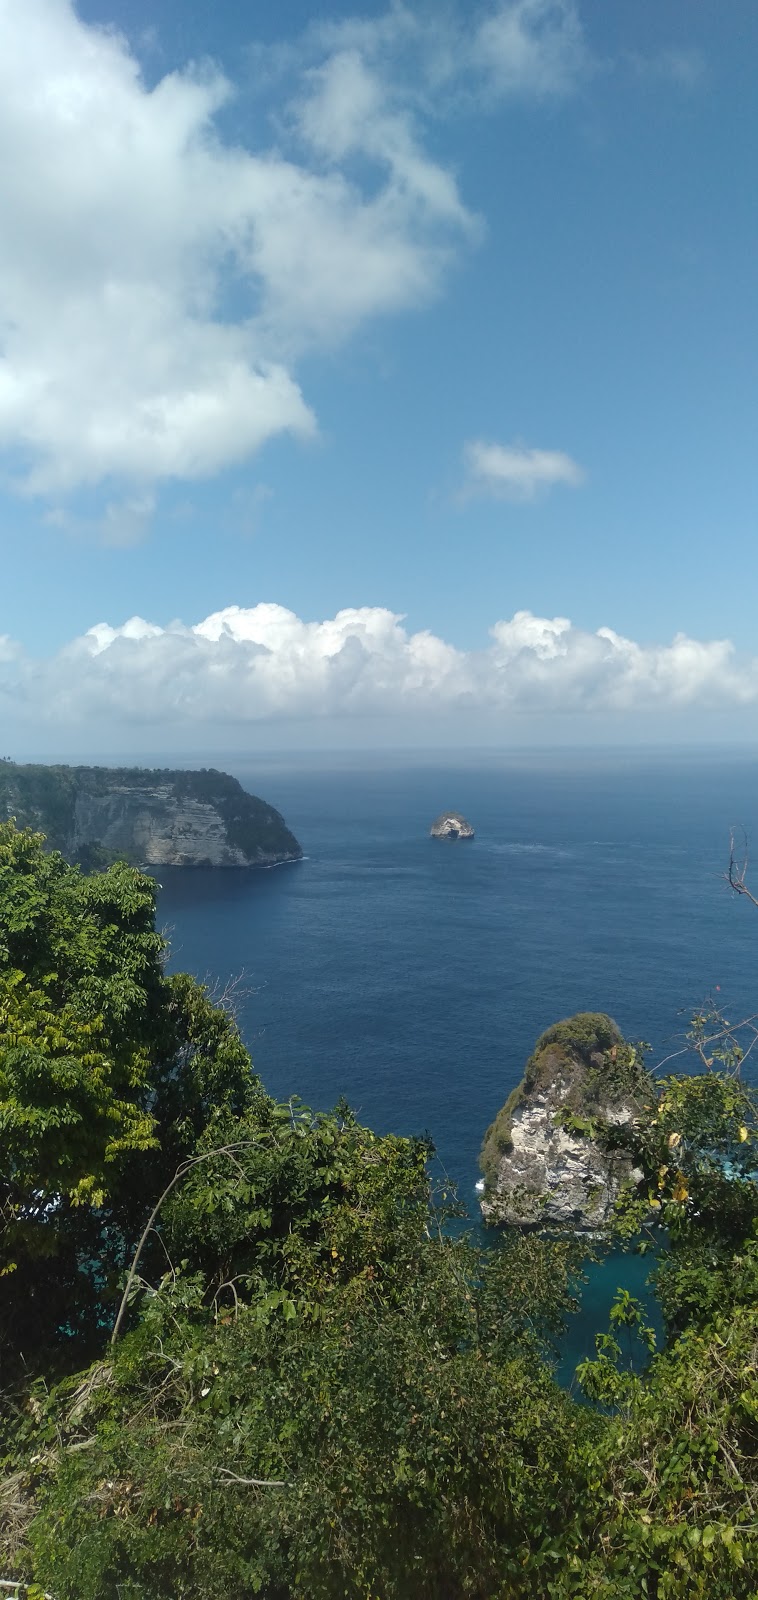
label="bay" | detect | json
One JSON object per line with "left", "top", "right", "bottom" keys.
{"left": 156, "top": 750, "right": 758, "bottom": 1370}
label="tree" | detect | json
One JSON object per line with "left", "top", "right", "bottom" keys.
{"left": 0, "top": 822, "right": 267, "bottom": 1373}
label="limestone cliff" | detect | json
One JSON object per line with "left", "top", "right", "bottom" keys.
{"left": 479, "top": 1013, "right": 651, "bottom": 1231}
{"left": 0, "top": 762, "right": 302, "bottom": 869}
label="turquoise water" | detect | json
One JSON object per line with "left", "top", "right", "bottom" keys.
{"left": 156, "top": 751, "right": 758, "bottom": 1369}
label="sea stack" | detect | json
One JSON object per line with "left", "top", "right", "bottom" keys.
{"left": 478, "top": 1013, "right": 650, "bottom": 1231}
{"left": 430, "top": 811, "right": 475, "bottom": 840}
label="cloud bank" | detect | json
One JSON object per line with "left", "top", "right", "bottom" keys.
{"left": 2, "top": 604, "right": 756, "bottom": 734}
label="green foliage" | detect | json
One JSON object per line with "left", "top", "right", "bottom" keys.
{"left": 12, "top": 1228, "right": 592, "bottom": 1599}
{"left": 479, "top": 1092, "right": 521, "bottom": 1184}
{"left": 2, "top": 838, "right": 758, "bottom": 1599}
{"left": 527, "top": 1012, "right": 624, "bottom": 1070}
{"left": 566, "top": 1298, "right": 758, "bottom": 1597}
{"left": 627, "top": 1074, "right": 758, "bottom": 1246}
{"left": 0, "top": 764, "right": 79, "bottom": 853}
{"left": 0, "top": 822, "right": 266, "bottom": 1373}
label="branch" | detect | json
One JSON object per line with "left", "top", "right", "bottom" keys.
{"left": 111, "top": 1139, "right": 268, "bottom": 1346}
{"left": 726, "top": 826, "right": 758, "bottom": 909}
{"left": 214, "top": 1468, "right": 289, "bottom": 1489}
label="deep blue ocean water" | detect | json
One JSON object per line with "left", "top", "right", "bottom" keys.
{"left": 155, "top": 750, "right": 758, "bottom": 1373}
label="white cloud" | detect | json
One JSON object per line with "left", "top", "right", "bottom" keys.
{"left": 472, "top": 0, "right": 588, "bottom": 100}
{"left": 306, "top": 1, "right": 588, "bottom": 105}
{"left": 0, "top": 0, "right": 482, "bottom": 497}
{"left": 0, "top": 1, "right": 689, "bottom": 515}
{"left": 464, "top": 439, "right": 585, "bottom": 500}
{"left": 3, "top": 603, "right": 758, "bottom": 731}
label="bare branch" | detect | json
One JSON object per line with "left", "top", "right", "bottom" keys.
{"left": 726, "top": 825, "right": 758, "bottom": 909}
{"left": 205, "top": 968, "right": 259, "bottom": 1024}
{"left": 212, "top": 1278, "right": 242, "bottom": 1324}
{"left": 214, "top": 1468, "right": 289, "bottom": 1489}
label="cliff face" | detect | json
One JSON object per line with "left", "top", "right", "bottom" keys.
{"left": 0, "top": 763, "right": 302, "bottom": 869}
{"left": 479, "top": 1013, "right": 650, "bottom": 1231}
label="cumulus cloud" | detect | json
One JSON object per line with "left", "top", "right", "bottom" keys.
{"left": 0, "top": 0, "right": 485, "bottom": 497}
{"left": 0, "top": 0, "right": 695, "bottom": 515}
{"left": 2, "top": 603, "right": 757, "bottom": 731}
{"left": 464, "top": 440, "right": 585, "bottom": 501}
{"left": 0, "top": 0, "right": 598, "bottom": 503}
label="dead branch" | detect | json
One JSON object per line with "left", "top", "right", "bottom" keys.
{"left": 214, "top": 1468, "right": 289, "bottom": 1488}
{"left": 726, "top": 826, "right": 758, "bottom": 910}
{"left": 205, "top": 968, "right": 258, "bottom": 1024}
{"left": 212, "top": 1279, "right": 242, "bottom": 1324}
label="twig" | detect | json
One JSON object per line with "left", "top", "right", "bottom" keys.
{"left": 727, "top": 826, "right": 758, "bottom": 909}
{"left": 212, "top": 1279, "right": 241, "bottom": 1323}
{"left": 214, "top": 1468, "right": 289, "bottom": 1489}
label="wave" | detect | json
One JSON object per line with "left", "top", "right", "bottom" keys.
{"left": 485, "top": 842, "right": 572, "bottom": 860}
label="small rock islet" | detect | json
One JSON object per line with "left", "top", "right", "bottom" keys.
{"left": 430, "top": 811, "right": 475, "bottom": 840}
{"left": 479, "top": 1012, "right": 650, "bottom": 1232}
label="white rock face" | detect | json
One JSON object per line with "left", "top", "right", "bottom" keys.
{"left": 481, "top": 1080, "right": 641, "bottom": 1230}
{"left": 71, "top": 787, "right": 258, "bottom": 867}
{"left": 0, "top": 763, "right": 303, "bottom": 868}
{"left": 430, "top": 811, "right": 475, "bottom": 839}
{"left": 480, "top": 1017, "right": 649, "bottom": 1232}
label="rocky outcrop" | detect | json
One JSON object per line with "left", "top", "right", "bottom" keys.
{"left": 0, "top": 762, "right": 302, "bottom": 869}
{"left": 479, "top": 1013, "right": 650, "bottom": 1231}
{"left": 430, "top": 812, "right": 474, "bottom": 840}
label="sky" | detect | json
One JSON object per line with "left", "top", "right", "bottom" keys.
{"left": 1, "top": 0, "right": 757, "bottom": 755}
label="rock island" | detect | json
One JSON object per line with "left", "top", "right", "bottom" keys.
{"left": 0, "top": 761, "right": 302, "bottom": 870}
{"left": 430, "top": 811, "right": 475, "bottom": 840}
{"left": 479, "top": 1012, "right": 650, "bottom": 1231}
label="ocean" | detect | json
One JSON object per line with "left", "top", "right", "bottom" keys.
{"left": 155, "top": 750, "right": 758, "bottom": 1371}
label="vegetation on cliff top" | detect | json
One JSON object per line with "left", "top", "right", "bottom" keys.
{"left": 0, "top": 761, "right": 301, "bottom": 866}
{"left": 1, "top": 823, "right": 758, "bottom": 1596}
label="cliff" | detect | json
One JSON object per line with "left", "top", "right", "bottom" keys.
{"left": 0, "top": 762, "right": 303, "bottom": 869}
{"left": 479, "top": 1012, "right": 651, "bottom": 1231}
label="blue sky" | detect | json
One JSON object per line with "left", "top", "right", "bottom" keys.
{"left": 1, "top": 0, "right": 757, "bottom": 752}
